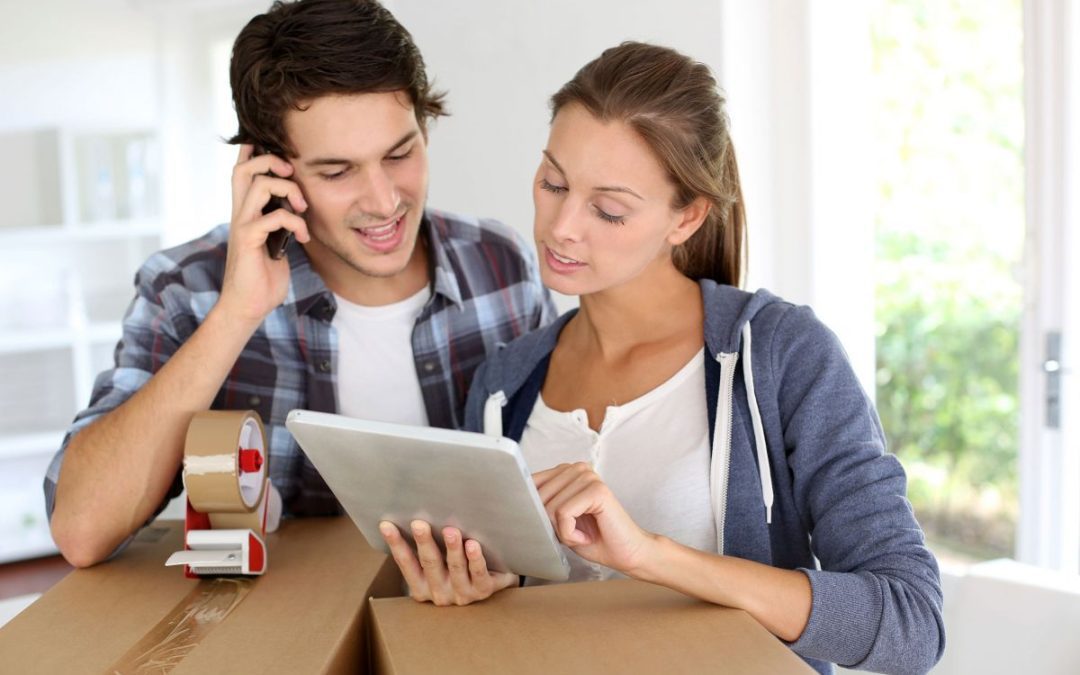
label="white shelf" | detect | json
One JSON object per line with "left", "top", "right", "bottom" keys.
{"left": 0, "top": 431, "right": 65, "bottom": 461}
{"left": 1, "top": 123, "right": 161, "bottom": 566}
{"left": 0, "top": 322, "right": 121, "bottom": 354}
{"left": 5, "top": 219, "right": 161, "bottom": 246}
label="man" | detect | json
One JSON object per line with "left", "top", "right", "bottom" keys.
{"left": 45, "top": 0, "right": 553, "bottom": 567}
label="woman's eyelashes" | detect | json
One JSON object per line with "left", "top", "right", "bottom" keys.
{"left": 539, "top": 177, "right": 567, "bottom": 194}
{"left": 539, "top": 178, "right": 627, "bottom": 225}
{"left": 593, "top": 206, "right": 625, "bottom": 225}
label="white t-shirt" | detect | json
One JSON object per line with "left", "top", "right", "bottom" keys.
{"left": 332, "top": 286, "right": 431, "bottom": 426}
{"left": 519, "top": 348, "right": 715, "bottom": 582}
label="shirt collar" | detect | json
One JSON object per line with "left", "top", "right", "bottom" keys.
{"left": 422, "top": 210, "right": 465, "bottom": 309}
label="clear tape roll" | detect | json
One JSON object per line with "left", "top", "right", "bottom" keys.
{"left": 183, "top": 411, "right": 269, "bottom": 515}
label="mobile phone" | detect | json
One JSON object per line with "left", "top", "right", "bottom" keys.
{"left": 253, "top": 145, "right": 294, "bottom": 260}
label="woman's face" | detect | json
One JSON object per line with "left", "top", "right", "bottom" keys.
{"left": 532, "top": 103, "right": 705, "bottom": 297}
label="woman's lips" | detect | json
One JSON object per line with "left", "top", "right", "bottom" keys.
{"left": 544, "top": 244, "right": 586, "bottom": 273}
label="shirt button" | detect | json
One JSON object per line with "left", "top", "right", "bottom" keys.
{"left": 249, "top": 395, "right": 261, "bottom": 406}
{"left": 321, "top": 304, "right": 334, "bottom": 321}
{"left": 423, "top": 362, "right": 436, "bottom": 372}
{"left": 318, "top": 359, "right": 331, "bottom": 373}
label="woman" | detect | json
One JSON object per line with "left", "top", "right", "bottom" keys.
{"left": 380, "top": 42, "right": 944, "bottom": 675}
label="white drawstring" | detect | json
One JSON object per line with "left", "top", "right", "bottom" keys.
{"left": 483, "top": 390, "right": 508, "bottom": 438}
{"left": 741, "top": 323, "right": 774, "bottom": 524}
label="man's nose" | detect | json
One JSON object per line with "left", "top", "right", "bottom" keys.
{"left": 358, "top": 166, "right": 400, "bottom": 219}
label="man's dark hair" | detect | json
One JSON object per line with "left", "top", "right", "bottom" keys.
{"left": 228, "top": 0, "right": 447, "bottom": 156}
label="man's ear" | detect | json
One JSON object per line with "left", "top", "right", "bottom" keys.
{"left": 668, "top": 196, "right": 711, "bottom": 246}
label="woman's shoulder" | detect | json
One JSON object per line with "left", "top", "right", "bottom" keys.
{"left": 698, "top": 280, "right": 845, "bottom": 363}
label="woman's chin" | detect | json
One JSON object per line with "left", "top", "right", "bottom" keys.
{"left": 540, "top": 271, "right": 586, "bottom": 297}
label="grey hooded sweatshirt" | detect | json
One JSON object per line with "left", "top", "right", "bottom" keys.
{"left": 463, "top": 280, "right": 945, "bottom": 675}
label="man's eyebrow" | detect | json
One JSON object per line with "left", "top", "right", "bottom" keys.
{"left": 304, "top": 130, "right": 419, "bottom": 167}
{"left": 541, "top": 150, "right": 643, "bottom": 201}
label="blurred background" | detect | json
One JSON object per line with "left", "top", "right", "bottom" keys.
{"left": 0, "top": 0, "right": 1077, "bottom": 669}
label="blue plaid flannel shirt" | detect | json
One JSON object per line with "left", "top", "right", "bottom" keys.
{"left": 45, "top": 208, "right": 555, "bottom": 522}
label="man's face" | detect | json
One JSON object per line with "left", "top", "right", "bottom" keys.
{"left": 284, "top": 91, "right": 429, "bottom": 283}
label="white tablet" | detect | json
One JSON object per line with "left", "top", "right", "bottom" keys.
{"left": 285, "top": 409, "right": 570, "bottom": 581}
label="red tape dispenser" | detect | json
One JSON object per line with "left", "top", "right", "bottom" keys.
{"left": 165, "top": 411, "right": 281, "bottom": 577}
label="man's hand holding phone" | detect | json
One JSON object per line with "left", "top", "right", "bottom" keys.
{"left": 217, "top": 144, "right": 311, "bottom": 328}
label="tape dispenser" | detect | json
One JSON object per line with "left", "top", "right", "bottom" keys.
{"left": 165, "top": 410, "right": 282, "bottom": 577}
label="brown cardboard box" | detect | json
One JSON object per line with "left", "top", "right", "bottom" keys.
{"left": 0, "top": 517, "right": 401, "bottom": 674}
{"left": 370, "top": 578, "right": 814, "bottom": 674}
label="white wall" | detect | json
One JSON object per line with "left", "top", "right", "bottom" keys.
{"left": 0, "top": 0, "right": 157, "bottom": 131}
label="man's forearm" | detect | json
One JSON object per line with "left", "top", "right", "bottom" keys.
{"left": 50, "top": 306, "right": 263, "bottom": 567}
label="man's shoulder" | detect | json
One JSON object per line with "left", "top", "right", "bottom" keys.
{"left": 425, "top": 208, "right": 531, "bottom": 258}
{"left": 425, "top": 208, "right": 543, "bottom": 303}
{"left": 136, "top": 224, "right": 230, "bottom": 294}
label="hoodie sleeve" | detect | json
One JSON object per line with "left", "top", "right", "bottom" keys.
{"left": 770, "top": 305, "right": 944, "bottom": 675}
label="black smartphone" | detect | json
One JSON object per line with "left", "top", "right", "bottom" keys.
{"left": 253, "top": 145, "right": 294, "bottom": 260}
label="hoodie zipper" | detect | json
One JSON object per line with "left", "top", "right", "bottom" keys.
{"left": 712, "top": 351, "right": 738, "bottom": 554}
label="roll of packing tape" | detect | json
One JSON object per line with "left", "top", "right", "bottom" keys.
{"left": 184, "top": 410, "right": 268, "bottom": 515}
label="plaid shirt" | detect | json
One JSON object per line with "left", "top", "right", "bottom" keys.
{"left": 45, "top": 209, "right": 555, "bottom": 522}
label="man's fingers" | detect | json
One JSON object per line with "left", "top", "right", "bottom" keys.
{"left": 240, "top": 174, "right": 308, "bottom": 218}
{"left": 231, "top": 210, "right": 310, "bottom": 250}
{"left": 231, "top": 150, "right": 297, "bottom": 220}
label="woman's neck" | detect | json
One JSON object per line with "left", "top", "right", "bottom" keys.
{"left": 568, "top": 261, "right": 703, "bottom": 361}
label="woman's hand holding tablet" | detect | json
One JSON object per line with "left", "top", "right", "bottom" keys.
{"left": 379, "top": 520, "right": 518, "bottom": 606}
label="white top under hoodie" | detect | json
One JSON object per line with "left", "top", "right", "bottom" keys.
{"left": 518, "top": 349, "right": 716, "bottom": 583}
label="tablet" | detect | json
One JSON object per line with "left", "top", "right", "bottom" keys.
{"left": 285, "top": 409, "right": 570, "bottom": 581}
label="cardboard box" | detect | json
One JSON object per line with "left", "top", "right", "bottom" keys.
{"left": 370, "top": 578, "right": 814, "bottom": 674}
{"left": 0, "top": 517, "right": 401, "bottom": 674}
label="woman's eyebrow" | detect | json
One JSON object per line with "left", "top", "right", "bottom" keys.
{"left": 542, "top": 150, "right": 643, "bottom": 200}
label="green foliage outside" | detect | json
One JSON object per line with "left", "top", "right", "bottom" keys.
{"left": 870, "top": 0, "right": 1023, "bottom": 560}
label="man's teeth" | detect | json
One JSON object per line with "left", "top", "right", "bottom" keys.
{"left": 362, "top": 217, "right": 399, "bottom": 240}
{"left": 551, "top": 250, "right": 580, "bottom": 264}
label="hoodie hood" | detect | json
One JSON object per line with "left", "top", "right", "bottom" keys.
{"left": 702, "top": 281, "right": 783, "bottom": 356}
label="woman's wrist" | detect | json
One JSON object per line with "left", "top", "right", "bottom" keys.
{"left": 624, "top": 531, "right": 671, "bottom": 583}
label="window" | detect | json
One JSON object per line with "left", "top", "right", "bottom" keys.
{"left": 869, "top": 0, "right": 1025, "bottom": 566}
